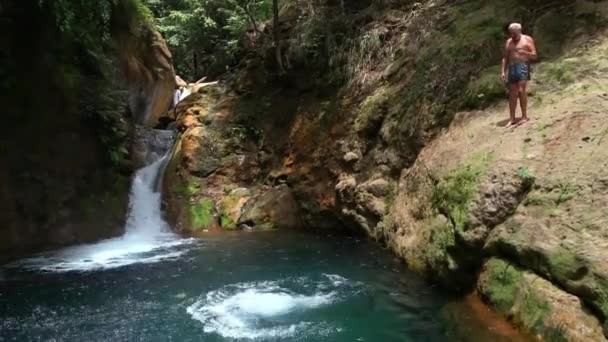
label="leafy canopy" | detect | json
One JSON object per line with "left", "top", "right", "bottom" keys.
{"left": 142, "top": 0, "right": 273, "bottom": 79}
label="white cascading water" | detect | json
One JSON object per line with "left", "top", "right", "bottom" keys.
{"left": 172, "top": 87, "right": 192, "bottom": 109}
{"left": 11, "top": 136, "right": 193, "bottom": 273}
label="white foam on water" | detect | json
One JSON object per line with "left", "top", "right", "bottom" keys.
{"left": 323, "top": 273, "right": 349, "bottom": 287}
{"left": 9, "top": 154, "right": 196, "bottom": 273}
{"left": 187, "top": 276, "right": 358, "bottom": 340}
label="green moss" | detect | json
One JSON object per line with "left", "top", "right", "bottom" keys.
{"left": 220, "top": 214, "right": 236, "bottom": 230}
{"left": 218, "top": 189, "right": 251, "bottom": 230}
{"left": 463, "top": 66, "right": 506, "bottom": 109}
{"left": 520, "top": 290, "right": 552, "bottom": 335}
{"left": 555, "top": 182, "right": 578, "bottom": 205}
{"left": 175, "top": 182, "right": 201, "bottom": 197}
{"left": 533, "top": 9, "right": 575, "bottom": 59}
{"left": 524, "top": 191, "right": 552, "bottom": 206}
{"left": 390, "top": 1, "right": 518, "bottom": 142}
{"left": 484, "top": 258, "right": 523, "bottom": 313}
{"left": 431, "top": 154, "right": 490, "bottom": 231}
{"left": 428, "top": 219, "right": 457, "bottom": 270}
{"left": 354, "top": 87, "right": 389, "bottom": 136}
{"left": 545, "top": 60, "right": 577, "bottom": 85}
{"left": 594, "top": 278, "right": 608, "bottom": 320}
{"left": 548, "top": 248, "right": 583, "bottom": 280}
{"left": 524, "top": 181, "right": 578, "bottom": 208}
{"left": 189, "top": 198, "right": 216, "bottom": 230}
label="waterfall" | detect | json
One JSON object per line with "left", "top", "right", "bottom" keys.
{"left": 9, "top": 129, "right": 194, "bottom": 272}
{"left": 172, "top": 87, "right": 192, "bottom": 109}
{"left": 124, "top": 154, "right": 171, "bottom": 239}
{"left": 126, "top": 127, "right": 175, "bottom": 237}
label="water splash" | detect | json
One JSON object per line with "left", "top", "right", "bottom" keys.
{"left": 187, "top": 274, "right": 361, "bottom": 340}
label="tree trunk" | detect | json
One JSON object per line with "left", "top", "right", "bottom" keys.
{"left": 242, "top": 0, "right": 261, "bottom": 35}
{"left": 193, "top": 51, "right": 198, "bottom": 78}
{"left": 272, "top": 0, "right": 284, "bottom": 74}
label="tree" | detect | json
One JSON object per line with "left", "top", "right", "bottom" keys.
{"left": 143, "top": 0, "right": 273, "bottom": 80}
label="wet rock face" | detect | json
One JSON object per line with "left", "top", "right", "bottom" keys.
{"left": 0, "top": 122, "right": 130, "bottom": 262}
{"left": 238, "top": 186, "right": 301, "bottom": 230}
{"left": 162, "top": 88, "right": 302, "bottom": 234}
{"left": 124, "top": 30, "right": 176, "bottom": 128}
{"left": 335, "top": 173, "right": 394, "bottom": 238}
{"left": 131, "top": 126, "right": 176, "bottom": 168}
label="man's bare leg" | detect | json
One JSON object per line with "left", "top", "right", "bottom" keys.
{"left": 518, "top": 81, "right": 529, "bottom": 123}
{"left": 507, "top": 83, "right": 518, "bottom": 127}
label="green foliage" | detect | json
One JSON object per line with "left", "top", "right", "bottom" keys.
{"left": 40, "top": 0, "right": 152, "bottom": 50}
{"left": 427, "top": 219, "right": 457, "bottom": 271}
{"left": 388, "top": 2, "right": 510, "bottom": 142}
{"left": 431, "top": 155, "right": 489, "bottom": 231}
{"left": 354, "top": 88, "right": 389, "bottom": 136}
{"left": 555, "top": 182, "right": 578, "bottom": 205}
{"left": 220, "top": 214, "right": 236, "bottom": 229}
{"left": 190, "top": 198, "right": 216, "bottom": 229}
{"left": 545, "top": 60, "right": 577, "bottom": 85}
{"left": 517, "top": 166, "right": 535, "bottom": 183}
{"left": 520, "top": 290, "right": 552, "bottom": 335}
{"left": 174, "top": 181, "right": 201, "bottom": 197}
{"left": 81, "top": 78, "right": 130, "bottom": 168}
{"left": 524, "top": 181, "right": 578, "bottom": 208}
{"left": 282, "top": 6, "right": 359, "bottom": 85}
{"left": 548, "top": 248, "right": 584, "bottom": 281}
{"left": 144, "top": 0, "right": 273, "bottom": 78}
{"left": 31, "top": 0, "right": 154, "bottom": 169}
{"left": 463, "top": 66, "right": 506, "bottom": 109}
{"left": 40, "top": 0, "right": 112, "bottom": 39}
{"left": 484, "top": 258, "right": 523, "bottom": 313}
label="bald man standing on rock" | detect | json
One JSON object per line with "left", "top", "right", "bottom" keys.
{"left": 501, "top": 23, "right": 537, "bottom": 127}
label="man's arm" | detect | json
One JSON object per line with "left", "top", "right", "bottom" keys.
{"left": 501, "top": 40, "right": 510, "bottom": 82}
{"left": 527, "top": 36, "right": 538, "bottom": 61}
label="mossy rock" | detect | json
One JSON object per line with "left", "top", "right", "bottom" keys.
{"left": 173, "top": 181, "right": 201, "bottom": 198}
{"left": 430, "top": 153, "right": 490, "bottom": 232}
{"left": 426, "top": 216, "right": 457, "bottom": 274}
{"left": 218, "top": 188, "right": 252, "bottom": 230}
{"left": 189, "top": 198, "right": 216, "bottom": 230}
{"left": 478, "top": 258, "right": 606, "bottom": 341}
{"left": 354, "top": 87, "right": 389, "bottom": 137}
{"left": 480, "top": 258, "right": 523, "bottom": 313}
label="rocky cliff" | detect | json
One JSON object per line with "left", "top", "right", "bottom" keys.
{"left": 164, "top": 0, "right": 608, "bottom": 339}
{"left": 0, "top": 0, "right": 175, "bottom": 261}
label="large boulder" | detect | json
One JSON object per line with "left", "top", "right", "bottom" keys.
{"left": 121, "top": 29, "right": 176, "bottom": 127}
{"left": 238, "top": 186, "right": 301, "bottom": 230}
{"left": 162, "top": 87, "right": 302, "bottom": 234}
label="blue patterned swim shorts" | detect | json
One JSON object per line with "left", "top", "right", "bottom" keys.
{"left": 508, "top": 62, "right": 531, "bottom": 83}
